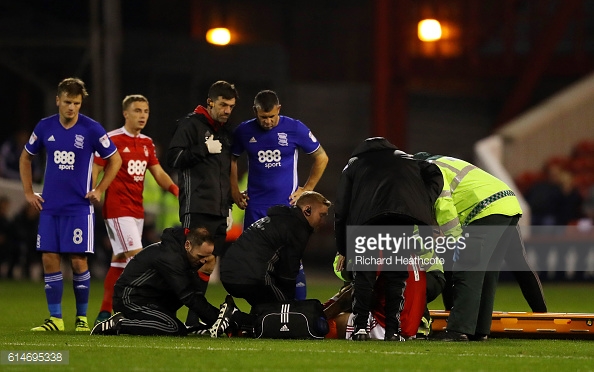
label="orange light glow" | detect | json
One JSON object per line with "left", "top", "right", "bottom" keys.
{"left": 418, "top": 19, "right": 442, "bottom": 42}
{"left": 206, "top": 28, "right": 231, "bottom": 45}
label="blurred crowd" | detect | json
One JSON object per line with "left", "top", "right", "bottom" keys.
{"left": 516, "top": 139, "right": 594, "bottom": 228}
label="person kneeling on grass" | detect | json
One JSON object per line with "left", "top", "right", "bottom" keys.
{"left": 91, "top": 227, "right": 223, "bottom": 336}
{"left": 209, "top": 191, "right": 331, "bottom": 338}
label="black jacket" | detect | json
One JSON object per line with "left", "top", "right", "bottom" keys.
{"left": 220, "top": 205, "right": 314, "bottom": 286}
{"left": 167, "top": 111, "right": 233, "bottom": 218}
{"left": 113, "top": 227, "right": 219, "bottom": 325}
{"left": 334, "top": 138, "right": 443, "bottom": 255}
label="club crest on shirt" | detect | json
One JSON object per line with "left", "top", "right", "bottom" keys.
{"left": 74, "top": 134, "right": 85, "bottom": 149}
{"left": 308, "top": 131, "right": 317, "bottom": 143}
{"left": 100, "top": 134, "right": 111, "bottom": 148}
{"left": 278, "top": 133, "right": 288, "bottom": 146}
{"left": 144, "top": 145, "right": 149, "bottom": 157}
{"left": 29, "top": 132, "right": 38, "bottom": 145}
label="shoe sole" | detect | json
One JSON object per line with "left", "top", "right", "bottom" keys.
{"left": 210, "top": 303, "right": 229, "bottom": 338}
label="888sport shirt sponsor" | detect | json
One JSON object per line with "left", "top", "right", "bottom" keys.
{"left": 231, "top": 115, "right": 320, "bottom": 206}
{"left": 95, "top": 127, "right": 160, "bottom": 219}
{"left": 25, "top": 114, "right": 117, "bottom": 215}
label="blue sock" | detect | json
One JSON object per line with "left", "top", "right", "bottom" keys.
{"left": 73, "top": 270, "right": 91, "bottom": 317}
{"left": 295, "top": 262, "right": 307, "bottom": 300}
{"left": 44, "top": 272, "right": 63, "bottom": 318}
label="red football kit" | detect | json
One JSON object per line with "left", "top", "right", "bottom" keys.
{"left": 95, "top": 127, "right": 159, "bottom": 219}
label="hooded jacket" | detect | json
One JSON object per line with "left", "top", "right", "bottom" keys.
{"left": 167, "top": 107, "right": 233, "bottom": 218}
{"left": 220, "top": 205, "right": 314, "bottom": 286}
{"left": 113, "top": 227, "right": 219, "bottom": 324}
{"left": 334, "top": 138, "right": 443, "bottom": 255}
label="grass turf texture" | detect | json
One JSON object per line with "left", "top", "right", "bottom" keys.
{"left": 1, "top": 278, "right": 593, "bottom": 371}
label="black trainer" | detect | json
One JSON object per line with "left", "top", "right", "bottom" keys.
{"left": 352, "top": 328, "right": 370, "bottom": 341}
{"left": 210, "top": 295, "right": 236, "bottom": 338}
{"left": 90, "top": 312, "right": 124, "bottom": 335}
{"left": 469, "top": 333, "right": 489, "bottom": 341}
{"left": 385, "top": 332, "right": 406, "bottom": 342}
{"left": 429, "top": 330, "right": 469, "bottom": 342}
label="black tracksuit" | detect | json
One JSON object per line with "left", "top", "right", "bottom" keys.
{"left": 334, "top": 138, "right": 443, "bottom": 335}
{"left": 167, "top": 109, "right": 232, "bottom": 256}
{"left": 220, "top": 205, "right": 314, "bottom": 307}
{"left": 113, "top": 227, "right": 219, "bottom": 336}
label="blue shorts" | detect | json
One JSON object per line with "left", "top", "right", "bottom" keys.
{"left": 244, "top": 205, "right": 270, "bottom": 230}
{"left": 37, "top": 214, "right": 95, "bottom": 254}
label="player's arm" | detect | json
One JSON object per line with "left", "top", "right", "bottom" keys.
{"left": 92, "top": 162, "right": 104, "bottom": 188}
{"left": 87, "top": 151, "right": 122, "bottom": 204}
{"left": 148, "top": 164, "right": 179, "bottom": 197}
{"left": 19, "top": 149, "right": 44, "bottom": 211}
{"left": 230, "top": 156, "right": 248, "bottom": 209}
{"left": 289, "top": 146, "right": 329, "bottom": 205}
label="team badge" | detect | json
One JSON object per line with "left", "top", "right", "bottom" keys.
{"left": 29, "top": 133, "right": 38, "bottom": 145}
{"left": 74, "top": 134, "right": 85, "bottom": 149}
{"left": 100, "top": 134, "right": 111, "bottom": 148}
{"left": 144, "top": 145, "right": 149, "bottom": 157}
{"left": 278, "top": 133, "right": 288, "bottom": 146}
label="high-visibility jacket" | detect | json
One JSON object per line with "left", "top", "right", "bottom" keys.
{"left": 428, "top": 156, "right": 522, "bottom": 238}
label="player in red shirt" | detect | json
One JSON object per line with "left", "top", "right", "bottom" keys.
{"left": 93, "top": 95, "right": 179, "bottom": 325}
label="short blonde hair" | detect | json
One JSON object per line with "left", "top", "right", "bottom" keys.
{"left": 295, "top": 191, "right": 331, "bottom": 208}
{"left": 122, "top": 94, "right": 149, "bottom": 110}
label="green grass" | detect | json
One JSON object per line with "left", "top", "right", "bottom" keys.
{"left": 1, "top": 278, "right": 593, "bottom": 371}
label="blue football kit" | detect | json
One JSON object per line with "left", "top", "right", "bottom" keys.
{"left": 25, "top": 113, "right": 117, "bottom": 254}
{"left": 231, "top": 115, "right": 320, "bottom": 228}
{"left": 232, "top": 115, "right": 320, "bottom": 301}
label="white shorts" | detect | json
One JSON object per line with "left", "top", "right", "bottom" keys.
{"left": 105, "top": 217, "right": 144, "bottom": 256}
{"left": 345, "top": 313, "right": 385, "bottom": 340}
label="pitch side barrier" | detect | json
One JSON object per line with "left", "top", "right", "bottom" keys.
{"left": 521, "top": 225, "right": 594, "bottom": 281}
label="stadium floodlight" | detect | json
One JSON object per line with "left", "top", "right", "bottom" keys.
{"left": 418, "top": 19, "right": 442, "bottom": 42}
{"left": 206, "top": 28, "right": 231, "bottom": 45}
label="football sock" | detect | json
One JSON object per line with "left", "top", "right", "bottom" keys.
{"left": 44, "top": 272, "right": 63, "bottom": 318}
{"left": 73, "top": 270, "right": 91, "bottom": 317}
{"left": 100, "top": 264, "right": 125, "bottom": 313}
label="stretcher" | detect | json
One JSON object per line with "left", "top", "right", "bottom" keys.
{"left": 430, "top": 310, "right": 594, "bottom": 339}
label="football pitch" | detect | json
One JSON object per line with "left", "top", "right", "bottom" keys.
{"left": 1, "top": 278, "right": 593, "bottom": 371}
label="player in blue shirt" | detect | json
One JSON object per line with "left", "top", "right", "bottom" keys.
{"left": 19, "top": 77, "right": 122, "bottom": 332}
{"left": 230, "top": 90, "right": 328, "bottom": 300}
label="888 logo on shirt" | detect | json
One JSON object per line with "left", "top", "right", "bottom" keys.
{"left": 54, "top": 151, "right": 75, "bottom": 170}
{"left": 128, "top": 160, "right": 147, "bottom": 182}
{"left": 258, "top": 150, "right": 282, "bottom": 168}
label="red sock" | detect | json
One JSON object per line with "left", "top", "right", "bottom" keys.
{"left": 100, "top": 265, "right": 124, "bottom": 313}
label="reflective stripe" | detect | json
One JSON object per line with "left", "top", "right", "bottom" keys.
{"left": 439, "top": 189, "right": 452, "bottom": 198}
{"left": 433, "top": 160, "right": 476, "bottom": 192}
{"left": 440, "top": 217, "right": 460, "bottom": 233}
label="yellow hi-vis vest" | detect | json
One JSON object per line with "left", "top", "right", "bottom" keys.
{"left": 429, "top": 156, "right": 522, "bottom": 238}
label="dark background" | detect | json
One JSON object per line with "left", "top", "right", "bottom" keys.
{"left": 1, "top": 0, "right": 593, "bottom": 271}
